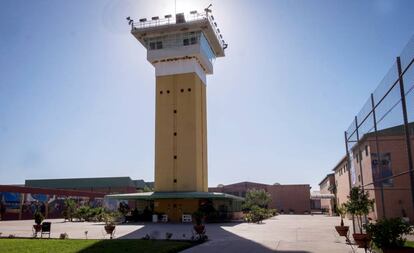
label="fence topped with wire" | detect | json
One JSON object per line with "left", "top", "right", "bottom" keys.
{"left": 345, "top": 36, "right": 414, "bottom": 145}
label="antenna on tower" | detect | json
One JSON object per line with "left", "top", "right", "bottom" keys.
{"left": 126, "top": 16, "right": 134, "bottom": 29}
{"left": 204, "top": 4, "right": 212, "bottom": 14}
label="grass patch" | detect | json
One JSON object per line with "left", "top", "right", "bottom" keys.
{"left": 405, "top": 241, "right": 414, "bottom": 248}
{"left": 0, "top": 238, "right": 196, "bottom": 253}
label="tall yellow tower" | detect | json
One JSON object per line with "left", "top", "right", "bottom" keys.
{"left": 130, "top": 10, "right": 226, "bottom": 193}
{"left": 108, "top": 10, "right": 243, "bottom": 222}
{"left": 111, "top": 9, "right": 240, "bottom": 222}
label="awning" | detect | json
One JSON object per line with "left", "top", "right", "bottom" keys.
{"left": 310, "top": 193, "right": 335, "bottom": 200}
{"left": 105, "top": 191, "right": 244, "bottom": 201}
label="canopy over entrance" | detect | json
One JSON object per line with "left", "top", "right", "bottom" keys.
{"left": 106, "top": 191, "right": 244, "bottom": 201}
{"left": 310, "top": 192, "right": 335, "bottom": 200}
{"left": 106, "top": 191, "right": 244, "bottom": 222}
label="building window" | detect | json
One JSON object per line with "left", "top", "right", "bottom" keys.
{"left": 167, "top": 90, "right": 170, "bottom": 94}
{"left": 174, "top": 155, "right": 177, "bottom": 159}
{"left": 173, "top": 179, "right": 177, "bottom": 183}
{"left": 188, "top": 88, "right": 191, "bottom": 92}
{"left": 183, "top": 38, "right": 189, "bottom": 46}
{"left": 365, "top": 145, "right": 368, "bottom": 156}
{"left": 180, "top": 89, "right": 184, "bottom": 92}
{"left": 358, "top": 175, "right": 361, "bottom": 182}
{"left": 174, "top": 132, "right": 177, "bottom": 136}
{"left": 173, "top": 110, "right": 177, "bottom": 114}
{"left": 159, "top": 91, "right": 163, "bottom": 94}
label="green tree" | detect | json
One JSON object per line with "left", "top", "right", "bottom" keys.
{"left": 242, "top": 188, "right": 271, "bottom": 210}
{"left": 63, "top": 199, "right": 77, "bottom": 222}
{"left": 142, "top": 185, "right": 153, "bottom": 192}
{"left": 242, "top": 189, "right": 275, "bottom": 223}
{"left": 344, "top": 187, "right": 374, "bottom": 233}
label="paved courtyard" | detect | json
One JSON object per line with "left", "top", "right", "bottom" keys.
{"left": 0, "top": 215, "right": 364, "bottom": 252}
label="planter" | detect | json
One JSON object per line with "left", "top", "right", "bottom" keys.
{"left": 104, "top": 225, "right": 116, "bottom": 235}
{"left": 33, "top": 224, "right": 42, "bottom": 233}
{"left": 382, "top": 248, "right": 414, "bottom": 253}
{"left": 193, "top": 224, "right": 205, "bottom": 234}
{"left": 335, "top": 226, "right": 349, "bottom": 237}
{"left": 353, "top": 233, "right": 371, "bottom": 248}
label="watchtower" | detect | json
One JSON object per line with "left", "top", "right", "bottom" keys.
{"left": 129, "top": 9, "right": 227, "bottom": 193}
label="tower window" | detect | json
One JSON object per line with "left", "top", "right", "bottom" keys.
{"left": 173, "top": 179, "right": 177, "bottom": 183}
{"left": 180, "top": 89, "right": 184, "bottom": 92}
{"left": 173, "top": 110, "right": 177, "bottom": 114}
{"left": 167, "top": 90, "right": 170, "bottom": 94}
{"left": 174, "top": 132, "right": 177, "bottom": 136}
{"left": 188, "top": 88, "right": 191, "bottom": 92}
{"left": 156, "top": 41, "right": 163, "bottom": 49}
{"left": 160, "top": 91, "right": 163, "bottom": 94}
{"left": 174, "top": 155, "right": 177, "bottom": 159}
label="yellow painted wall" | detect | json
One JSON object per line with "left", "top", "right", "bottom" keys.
{"left": 154, "top": 73, "right": 208, "bottom": 192}
{"left": 154, "top": 199, "right": 199, "bottom": 222}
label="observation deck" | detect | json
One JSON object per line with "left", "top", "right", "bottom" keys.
{"left": 129, "top": 11, "right": 226, "bottom": 58}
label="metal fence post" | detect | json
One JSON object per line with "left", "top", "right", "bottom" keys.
{"left": 397, "top": 56, "right": 414, "bottom": 208}
{"left": 355, "top": 116, "right": 365, "bottom": 189}
{"left": 344, "top": 131, "right": 356, "bottom": 233}
{"left": 371, "top": 93, "right": 386, "bottom": 218}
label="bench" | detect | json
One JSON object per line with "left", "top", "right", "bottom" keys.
{"left": 41, "top": 222, "right": 51, "bottom": 238}
{"left": 182, "top": 214, "right": 192, "bottom": 223}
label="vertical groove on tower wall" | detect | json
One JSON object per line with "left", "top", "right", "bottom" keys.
{"left": 173, "top": 76, "right": 178, "bottom": 191}
{"left": 201, "top": 82, "right": 205, "bottom": 191}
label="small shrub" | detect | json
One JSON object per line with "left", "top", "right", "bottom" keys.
{"left": 365, "top": 217, "right": 414, "bottom": 249}
{"left": 245, "top": 205, "right": 274, "bottom": 223}
{"left": 118, "top": 202, "right": 130, "bottom": 218}
{"left": 59, "top": 233, "right": 69, "bottom": 239}
{"left": 165, "top": 232, "right": 173, "bottom": 240}
{"left": 88, "top": 207, "right": 104, "bottom": 222}
{"left": 336, "top": 204, "right": 347, "bottom": 227}
{"left": 74, "top": 206, "right": 90, "bottom": 221}
{"left": 102, "top": 211, "right": 120, "bottom": 226}
{"left": 193, "top": 210, "right": 204, "bottom": 225}
{"left": 34, "top": 211, "right": 44, "bottom": 225}
{"left": 63, "top": 199, "right": 77, "bottom": 222}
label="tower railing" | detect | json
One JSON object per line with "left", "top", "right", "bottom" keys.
{"left": 132, "top": 12, "right": 225, "bottom": 49}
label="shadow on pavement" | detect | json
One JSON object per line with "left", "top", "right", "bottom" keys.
{"left": 110, "top": 222, "right": 312, "bottom": 253}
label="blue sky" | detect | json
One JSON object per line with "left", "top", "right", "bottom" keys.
{"left": 0, "top": 0, "right": 413, "bottom": 189}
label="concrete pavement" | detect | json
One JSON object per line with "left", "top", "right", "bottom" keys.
{"left": 0, "top": 215, "right": 364, "bottom": 252}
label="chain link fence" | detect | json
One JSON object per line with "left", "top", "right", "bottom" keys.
{"left": 344, "top": 36, "right": 414, "bottom": 226}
